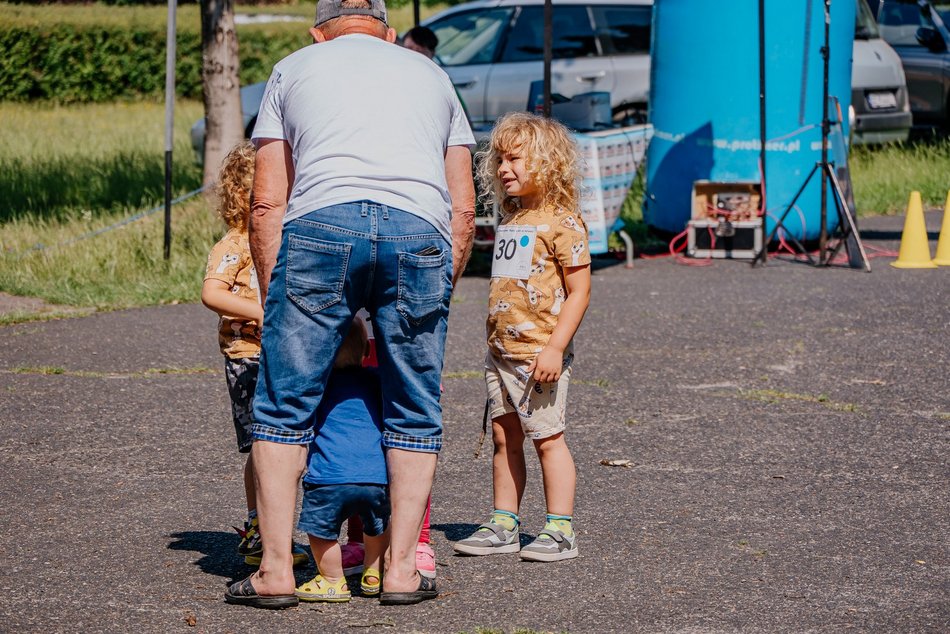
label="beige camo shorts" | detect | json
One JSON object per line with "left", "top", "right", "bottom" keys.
{"left": 484, "top": 350, "right": 573, "bottom": 440}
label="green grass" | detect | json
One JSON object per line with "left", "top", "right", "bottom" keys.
{"left": 0, "top": 308, "right": 95, "bottom": 327}
{"left": 849, "top": 138, "right": 950, "bottom": 214}
{"left": 443, "top": 370, "right": 483, "bottom": 379}
{"left": 236, "top": 1, "right": 452, "bottom": 32}
{"left": 732, "top": 387, "right": 859, "bottom": 413}
{"left": 0, "top": 3, "right": 300, "bottom": 36}
{"left": 0, "top": 195, "right": 220, "bottom": 308}
{"left": 0, "top": 2, "right": 450, "bottom": 35}
{"left": 0, "top": 100, "right": 204, "bottom": 222}
{"left": 7, "top": 365, "right": 217, "bottom": 378}
{"left": 0, "top": 99, "right": 219, "bottom": 308}
{"left": 616, "top": 165, "right": 667, "bottom": 251}
{"left": 2, "top": 97, "right": 948, "bottom": 312}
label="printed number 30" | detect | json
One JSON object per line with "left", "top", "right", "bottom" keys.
{"left": 495, "top": 238, "right": 517, "bottom": 261}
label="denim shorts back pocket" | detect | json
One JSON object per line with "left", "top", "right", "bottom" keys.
{"left": 396, "top": 251, "right": 447, "bottom": 326}
{"left": 285, "top": 234, "right": 350, "bottom": 315}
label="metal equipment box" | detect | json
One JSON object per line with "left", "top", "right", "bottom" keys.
{"left": 687, "top": 218, "right": 763, "bottom": 259}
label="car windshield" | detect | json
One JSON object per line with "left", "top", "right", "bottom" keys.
{"left": 430, "top": 8, "right": 514, "bottom": 66}
{"left": 935, "top": 3, "right": 950, "bottom": 23}
{"left": 878, "top": 0, "right": 937, "bottom": 45}
{"left": 856, "top": 0, "right": 881, "bottom": 39}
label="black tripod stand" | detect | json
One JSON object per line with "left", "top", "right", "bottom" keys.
{"left": 753, "top": 0, "right": 871, "bottom": 271}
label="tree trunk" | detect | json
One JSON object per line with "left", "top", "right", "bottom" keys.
{"left": 200, "top": 0, "right": 243, "bottom": 187}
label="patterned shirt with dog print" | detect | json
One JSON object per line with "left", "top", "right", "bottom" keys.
{"left": 204, "top": 228, "right": 262, "bottom": 359}
{"left": 486, "top": 206, "right": 591, "bottom": 361}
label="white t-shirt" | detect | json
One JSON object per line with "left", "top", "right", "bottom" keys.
{"left": 251, "top": 34, "right": 475, "bottom": 242}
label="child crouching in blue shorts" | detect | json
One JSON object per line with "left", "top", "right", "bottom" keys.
{"left": 295, "top": 317, "right": 388, "bottom": 602}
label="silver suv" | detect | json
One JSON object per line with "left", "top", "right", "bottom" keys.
{"left": 852, "top": 0, "right": 913, "bottom": 143}
{"left": 423, "top": 0, "right": 652, "bottom": 128}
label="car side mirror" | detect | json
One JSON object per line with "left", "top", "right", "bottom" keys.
{"left": 916, "top": 26, "right": 947, "bottom": 52}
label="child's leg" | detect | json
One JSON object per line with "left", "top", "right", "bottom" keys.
{"left": 244, "top": 452, "right": 257, "bottom": 511}
{"left": 360, "top": 484, "right": 389, "bottom": 595}
{"left": 341, "top": 514, "right": 366, "bottom": 574}
{"left": 532, "top": 432, "right": 576, "bottom": 518}
{"left": 297, "top": 534, "right": 351, "bottom": 602}
{"left": 492, "top": 412, "right": 527, "bottom": 515}
{"left": 362, "top": 531, "right": 387, "bottom": 588}
{"left": 226, "top": 356, "right": 258, "bottom": 520}
{"left": 519, "top": 431, "right": 579, "bottom": 562}
{"left": 415, "top": 498, "right": 436, "bottom": 578}
{"left": 308, "top": 535, "right": 345, "bottom": 584}
{"left": 453, "top": 413, "right": 524, "bottom": 556}
{"left": 418, "top": 497, "right": 431, "bottom": 543}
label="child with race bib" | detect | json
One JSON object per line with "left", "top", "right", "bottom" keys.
{"left": 454, "top": 112, "right": 591, "bottom": 562}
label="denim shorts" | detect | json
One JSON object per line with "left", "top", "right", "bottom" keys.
{"left": 251, "top": 201, "right": 452, "bottom": 453}
{"left": 224, "top": 356, "right": 258, "bottom": 453}
{"left": 298, "top": 482, "right": 390, "bottom": 541}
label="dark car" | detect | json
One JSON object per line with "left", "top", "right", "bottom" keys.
{"left": 870, "top": 0, "right": 950, "bottom": 127}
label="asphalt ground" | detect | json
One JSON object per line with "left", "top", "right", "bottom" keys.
{"left": 1, "top": 213, "right": 947, "bottom": 633}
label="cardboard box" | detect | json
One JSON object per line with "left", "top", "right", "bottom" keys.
{"left": 691, "top": 181, "right": 762, "bottom": 222}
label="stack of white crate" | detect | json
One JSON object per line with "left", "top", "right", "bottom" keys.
{"left": 574, "top": 124, "right": 653, "bottom": 254}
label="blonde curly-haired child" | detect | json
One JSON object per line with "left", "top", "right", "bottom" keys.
{"left": 201, "top": 141, "right": 308, "bottom": 567}
{"left": 454, "top": 112, "right": 592, "bottom": 562}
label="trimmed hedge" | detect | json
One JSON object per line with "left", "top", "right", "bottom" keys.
{"left": 0, "top": 21, "right": 310, "bottom": 102}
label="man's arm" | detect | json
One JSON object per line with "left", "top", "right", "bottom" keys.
{"left": 445, "top": 144, "right": 475, "bottom": 289}
{"left": 249, "top": 139, "right": 294, "bottom": 303}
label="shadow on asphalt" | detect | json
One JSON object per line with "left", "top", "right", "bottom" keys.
{"left": 167, "top": 530, "right": 249, "bottom": 582}
{"left": 432, "top": 522, "right": 539, "bottom": 550}
{"left": 431, "top": 522, "right": 480, "bottom": 542}
{"left": 859, "top": 229, "right": 938, "bottom": 241}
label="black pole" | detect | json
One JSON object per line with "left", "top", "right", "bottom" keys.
{"left": 163, "top": 0, "right": 177, "bottom": 261}
{"left": 542, "top": 0, "right": 552, "bottom": 117}
{"left": 819, "top": 0, "right": 831, "bottom": 263}
{"left": 755, "top": 0, "right": 767, "bottom": 265}
{"left": 164, "top": 151, "right": 172, "bottom": 260}
{"left": 413, "top": 0, "right": 420, "bottom": 27}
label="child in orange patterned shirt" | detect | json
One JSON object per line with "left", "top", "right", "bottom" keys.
{"left": 201, "top": 142, "right": 307, "bottom": 567}
{"left": 454, "top": 112, "right": 591, "bottom": 562}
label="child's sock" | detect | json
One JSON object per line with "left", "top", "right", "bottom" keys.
{"left": 542, "top": 513, "right": 573, "bottom": 537}
{"left": 489, "top": 509, "right": 519, "bottom": 531}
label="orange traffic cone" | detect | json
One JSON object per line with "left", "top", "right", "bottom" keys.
{"left": 891, "top": 191, "right": 937, "bottom": 269}
{"left": 933, "top": 191, "right": 950, "bottom": 266}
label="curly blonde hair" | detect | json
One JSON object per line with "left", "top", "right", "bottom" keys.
{"left": 214, "top": 141, "right": 255, "bottom": 232}
{"left": 475, "top": 112, "right": 580, "bottom": 216}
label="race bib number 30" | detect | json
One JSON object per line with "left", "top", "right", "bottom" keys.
{"left": 492, "top": 225, "right": 537, "bottom": 280}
